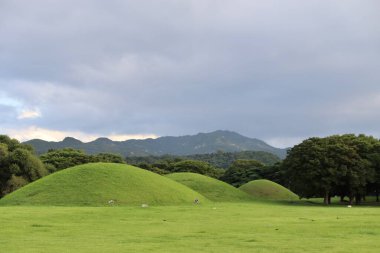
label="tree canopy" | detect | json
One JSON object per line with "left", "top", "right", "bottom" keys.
{"left": 221, "top": 159, "right": 265, "bottom": 187}
{"left": 0, "top": 135, "right": 47, "bottom": 197}
{"left": 40, "top": 148, "right": 125, "bottom": 173}
{"left": 283, "top": 134, "right": 379, "bottom": 204}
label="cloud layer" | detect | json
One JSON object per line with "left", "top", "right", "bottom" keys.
{"left": 1, "top": 0, "right": 379, "bottom": 147}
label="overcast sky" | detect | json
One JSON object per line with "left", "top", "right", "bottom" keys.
{"left": 0, "top": 0, "right": 379, "bottom": 147}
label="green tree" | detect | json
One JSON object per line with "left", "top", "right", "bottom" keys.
{"left": 40, "top": 148, "right": 125, "bottom": 172}
{"left": 221, "top": 159, "right": 265, "bottom": 187}
{"left": 284, "top": 135, "right": 378, "bottom": 205}
{"left": 169, "top": 160, "right": 223, "bottom": 178}
{"left": 0, "top": 135, "right": 47, "bottom": 197}
{"left": 94, "top": 153, "right": 125, "bottom": 163}
{"left": 40, "top": 148, "right": 91, "bottom": 172}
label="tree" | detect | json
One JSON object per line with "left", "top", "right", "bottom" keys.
{"left": 260, "top": 162, "right": 288, "bottom": 187}
{"left": 40, "top": 148, "right": 125, "bottom": 172}
{"left": 284, "top": 135, "right": 378, "bottom": 205}
{"left": 0, "top": 135, "right": 47, "bottom": 197}
{"left": 94, "top": 153, "right": 125, "bottom": 163}
{"left": 221, "top": 159, "right": 265, "bottom": 187}
{"left": 40, "top": 148, "right": 91, "bottom": 172}
{"left": 169, "top": 160, "right": 223, "bottom": 178}
{"left": 363, "top": 142, "right": 380, "bottom": 201}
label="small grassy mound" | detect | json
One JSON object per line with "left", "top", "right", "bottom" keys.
{"left": 166, "top": 172, "right": 252, "bottom": 202}
{"left": 239, "top": 179, "right": 298, "bottom": 201}
{"left": 0, "top": 163, "right": 208, "bottom": 206}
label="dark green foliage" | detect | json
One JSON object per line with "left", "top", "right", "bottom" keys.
{"left": 40, "top": 148, "right": 125, "bottom": 172}
{"left": 185, "top": 151, "right": 281, "bottom": 168}
{"left": 367, "top": 143, "right": 380, "bottom": 201}
{"left": 259, "top": 162, "right": 288, "bottom": 187}
{"left": 94, "top": 153, "right": 125, "bottom": 163}
{"left": 127, "top": 156, "right": 223, "bottom": 178}
{"left": 220, "top": 159, "right": 265, "bottom": 187}
{"left": 170, "top": 160, "right": 224, "bottom": 178}
{"left": 283, "top": 134, "right": 380, "bottom": 204}
{"left": 40, "top": 149, "right": 91, "bottom": 172}
{"left": 125, "top": 150, "right": 280, "bottom": 171}
{"left": 0, "top": 135, "right": 47, "bottom": 197}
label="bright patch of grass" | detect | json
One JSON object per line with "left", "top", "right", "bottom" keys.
{"left": 240, "top": 179, "right": 299, "bottom": 201}
{"left": 166, "top": 172, "right": 252, "bottom": 202}
{"left": 0, "top": 163, "right": 208, "bottom": 206}
{"left": 0, "top": 203, "right": 379, "bottom": 252}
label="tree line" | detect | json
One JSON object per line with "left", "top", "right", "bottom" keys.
{"left": 125, "top": 150, "right": 280, "bottom": 169}
{"left": 128, "top": 156, "right": 270, "bottom": 186}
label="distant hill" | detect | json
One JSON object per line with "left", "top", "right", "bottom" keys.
{"left": 24, "top": 130, "right": 287, "bottom": 158}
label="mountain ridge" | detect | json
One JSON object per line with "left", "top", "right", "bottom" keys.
{"left": 24, "top": 130, "right": 287, "bottom": 158}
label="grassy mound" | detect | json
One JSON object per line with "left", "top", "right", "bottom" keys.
{"left": 239, "top": 179, "right": 298, "bottom": 201}
{"left": 166, "top": 172, "right": 252, "bottom": 202}
{"left": 0, "top": 163, "right": 208, "bottom": 206}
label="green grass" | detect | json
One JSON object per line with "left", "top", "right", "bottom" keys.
{"left": 166, "top": 172, "right": 252, "bottom": 202}
{"left": 0, "top": 163, "right": 209, "bottom": 206}
{"left": 240, "top": 179, "right": 299, "bottom": 201}
{"left": 1, "top": 202, "right": 380, "bottom": 252}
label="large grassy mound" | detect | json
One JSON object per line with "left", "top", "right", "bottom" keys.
{"left": 239, "top": 179, "right": 298, "bottom": 201}
{"left": 0, "top": 163, "right": 208, "bottom": 206}
{"left": 166, "top": 172, "right": 252, "bottom": 202}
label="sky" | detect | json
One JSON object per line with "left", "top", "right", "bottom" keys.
{"left": 0, "top": 0, "right": 379, "bottom": 148}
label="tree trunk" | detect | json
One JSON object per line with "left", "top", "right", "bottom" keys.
{"left": 324, "top": 191, "right": 329, "bottom": 205}
{"left": 349, "top": 195, "right": 353, "bottom": 205}
{"left": 376, "top": 190, "right": 379, "bottom": 202}
{"left": 328, "top": 194, "right": 331, "bottom": 205}
{"left": 340, "top": 195, "right": 344, "bottom": 202}
{"left": 355, "top": 194, "right": 361, "bottom": 205}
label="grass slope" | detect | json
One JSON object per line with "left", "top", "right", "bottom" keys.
{"left": 166, "top": 172, "right": 252, "bottom": 202}
{"left": 0, "top": 163, "right": 208, "bottom": 206}
{"left": 240, "top": 179, "right": 298, "bottom": 201}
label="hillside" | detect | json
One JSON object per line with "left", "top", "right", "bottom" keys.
{"left": 239, "top": 179, "right": 298, "bottom": 201}
{"left": 125, "top": 150, "right": 281, "bottom": 168}
{"left": 0, "top": 163, "right": 209, "bottom": 206}
{"left": 166, "top": 172, "right": 252, "bottom": 202}
{"left": 24, "top": 130, "right": 287, "bottom": 158}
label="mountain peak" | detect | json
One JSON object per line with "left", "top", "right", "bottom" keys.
{"left": 62, "top": 137, "right": 82, "bottom": 143}
{"left": 92, "top": 137, "right": 113, "bottom": 143}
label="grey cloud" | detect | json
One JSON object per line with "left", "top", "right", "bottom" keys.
{"left": 0, "top": 0, "right": 380, "bottom": 146}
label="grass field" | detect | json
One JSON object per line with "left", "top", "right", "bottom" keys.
{"left": 1, "top": 201, "right": 380, "bottom": 253}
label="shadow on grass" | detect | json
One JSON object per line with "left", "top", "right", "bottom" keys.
{"left": 269, "top": 196, "right": 380, "bottom": 207}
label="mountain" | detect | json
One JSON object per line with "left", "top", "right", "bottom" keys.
{"left": 24, "top": 130, "right": 287, "bottom": 158}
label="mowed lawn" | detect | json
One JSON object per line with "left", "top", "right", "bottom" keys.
{"left": 1, "top": 202, "right": 380, "bottom": 253}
